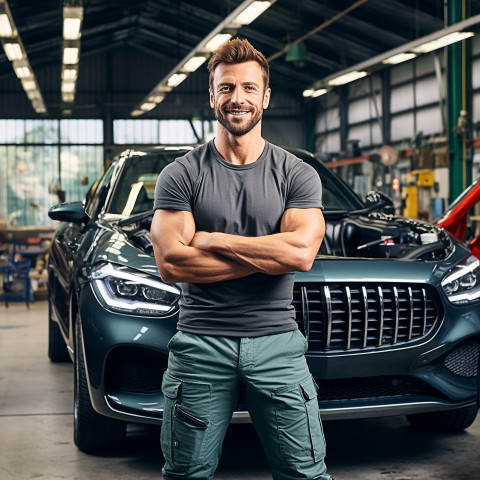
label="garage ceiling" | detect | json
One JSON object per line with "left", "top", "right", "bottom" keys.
{"left": 1, "top": 0, "right": 480, "bottom": 118}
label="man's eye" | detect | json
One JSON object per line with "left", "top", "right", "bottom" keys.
{"left": 219, "top": 86, "right": 231, "bottom": 92}
{"left": 246, "top": 86, "right": 256, "bottom": 91}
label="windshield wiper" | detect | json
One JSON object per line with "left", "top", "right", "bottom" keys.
{"left": 117, "top": 210, "right": 154, "bottom": 227}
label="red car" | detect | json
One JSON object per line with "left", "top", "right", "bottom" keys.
{"left": 434, "top": 178, "right": 480, "bottom": 259}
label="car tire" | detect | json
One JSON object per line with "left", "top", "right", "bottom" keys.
{"left": 406, "top": 405, "right": 479, "bottom": 433}
{"left": 48, "top": 300, "right": 70, "bottom": 362}
{"left": 74, "top": 316, "right": 126, "bottom": 452}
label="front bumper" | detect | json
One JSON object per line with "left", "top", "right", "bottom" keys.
{"left": 77, "top": 281, "right": 480, "bottom": 425}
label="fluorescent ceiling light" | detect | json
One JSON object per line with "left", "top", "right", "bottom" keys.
{"left": 303, "top": 89, "right": 314, "bottom": 97}
{"left": 167, "top": 73, "right": 187, "bottom": 87}
{"left": 0, "top": 13, "right": 14, "bottom": 37}
{"left": 131, "top": 109, "right": 144, "bottom": 117}
{"left": 61, "top": 82, "right": 75, "bottom": 93}
{"left": 63, "top": 18, "right": 82, "bottom": 40}
{"left": 21, "top": 79, "right": 36, "bottom": 91}
{"left": 14, "top": 66, "right": 31, "bottom": 79}
{"left": 205, "top": 33, "right": 232, "bottom": 52}
{"left": 140, "top": 102, "right": 157, "bottom": 111}
{"left": 147, "top": 94, "right": 165, "bottom": 103}
{"left": 26, "top": 89, "right": 39, "bottom": 100}
{"left": 382, "top": 52, "right": 417, "bottom": 65}
{"left": 62, "top": 68, "right": 77, "bottom": 81}
{"left": 35, "top": 106, "right": 47, "bottom": 114}
{"left": 312, "top": 88, "right": 327, "bottom": 98}
{"left": 4, "top": 42, "right": 23, "bottom": 60}
{"left": 413, "top": 31, "right": 474, "bottom": 53}
{"left": 233, "top": 1, "right": 271, "bottom": 25}
{"left": 327, "top": 70, "right": 367, "bottom": 86}
{"left": 182, "top": 56, "right": 207, "bottom": 73}
{"left": 63, "top": 47, "right": 79, "bottom": 64}
{"left": 62, "top": 92, "right": 75, "bottom": 102}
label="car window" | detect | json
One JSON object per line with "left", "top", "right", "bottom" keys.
{"left": 85, "top": 164, "right": 115, "bottom": 218}
{"left": 107, "top": 152, "right": 183, "bottom": 215}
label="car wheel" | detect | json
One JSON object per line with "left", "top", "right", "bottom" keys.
{"left": 406, "top": 405, "right": 479, "bottom": 432}
{"left": 48, "top": 300, "right": 70, "bottom": 362}
{"left": 74, "top": 315, "right": 126, "bottom": 452}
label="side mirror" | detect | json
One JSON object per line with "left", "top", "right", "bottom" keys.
{"left": 48, "top": 201, "right": 90, "bottom": 225}
{"left": 365, "top": 191, "right": 396, "bottom": 215}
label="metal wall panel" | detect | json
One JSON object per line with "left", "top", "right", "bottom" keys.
{"left": 263, "top": 119, "right": 303, "bottom": 149}
{"left": 473, "top": 34, "right": 480, "bottom": 56}
{"left": 348, "top": 123, "right": 371, "bottom": 147}
{"left": 415, "top": 55, "right": 436, "bottom": 77}
{"left": 316, "top": 108, "right": 340, "bottom": 133}
{"left": 390, "top": 62, "right": 413, "bottom": 85}
{"left": 391, "top": 112, "right": 414, "bottom": 141}
{"left": 349, "top": 97, "right": 371, "bottom": 124}
{"left": 474, "top": 92, "right": 480, "bottom": 123}
{"left": 416, "top": 107, "right": 442, "bottom": 136}
{"left": 316, "top": 132, "right": 340, "bottom": 153}
{"left": 473, "top": 58, "right": 480, "bottom": 90}
{"left": 372, "top": 121, "right": 383, "bottom": 145}
{"left": 390, "top": 83, "right": 414, "bottom": 113}
{"left": 415, "top": 76, "right": 439, "bottom": 107}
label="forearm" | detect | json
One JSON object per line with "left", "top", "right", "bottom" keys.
{"left": 193, "top": 231, "right": 318, "bottom": 274}
{"left": 153, "top": 243, "right": 258, "bottom": 283}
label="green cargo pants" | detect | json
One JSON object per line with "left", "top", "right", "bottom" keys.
{"left": 160, "top": 329, "right": 331, "bottom": 480}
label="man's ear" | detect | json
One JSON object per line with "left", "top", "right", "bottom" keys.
{"left": 209, "top": 89, "right": 215, "bottom": 109}
{"left": 263, "top": 88, "right": 271, "bottom": 109}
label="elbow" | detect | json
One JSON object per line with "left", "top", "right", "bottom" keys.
{"left": 293, "top": 246, "right": 317, "bottom": 272}
{"left": 157, "top": 262, "right": 180, "bottom": 284}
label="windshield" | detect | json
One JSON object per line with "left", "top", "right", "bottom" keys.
{"left": 107, "top": 151, "right": 188, "bottom": 215}
{"left": 288, "top": 149, "right": 365, "bottom": 211}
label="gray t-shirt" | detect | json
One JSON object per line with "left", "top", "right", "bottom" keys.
{"left": 154, "top": 140, "right": 323, "bottom": 337}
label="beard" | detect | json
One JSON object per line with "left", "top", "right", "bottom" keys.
{"left": 214, "top": 101, "right": 263, "bottom": 136}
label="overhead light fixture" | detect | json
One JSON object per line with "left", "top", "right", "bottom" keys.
{"left": 14, "top": 65, "right": 31, "bottom": 79}
{"left": 63, "top": 46, "right": 79, "bottom": 64}
{"left": 382, "top": 52, "right": 417, "bottom": 65}
{"left": 62, "top": 68, "right": 77, "bottom": 81}
{"left": 232, "top": 1, "right": 271, "bottom": 25}
{"left": 4, "top": 42, "right": 22, "bottom": 60}
{"left": 303, "top": 89, "right": 314, "bottom": 97}
{"left": 63, "top": 18, "right": 82, "bottom": 40}
{"left": 61, "top": 82, "right": 75, "bottom": 93}
{"left": 413, "top": 31, "right": 474, "bottom": 54}
{"left": 327, "top": 71, "right": 367, "bottom": 86}
{"left": 205, "top": 33, "right": 233, "bottom": 52}
{"left": 0, "top": 13, "right": 14, "bottom": 37}
{"left": 26, "top": 89, "right": 39, "bottom": 100}
{"left": 181, "top": 56, "right": 207, "bottom": 73}
{"left": 285, "top": 42, "right": 307, "bottom": 67}
{"left": 62, "top": 92, "right": 75, "bottom": 102}
{"left": 312, "top": 88, "right": 327, "bottom": 97}
{"left": 21, "top": 79, "right": 36, "bottom": 91}
{"left": 167, "top": 73, "right": 187, "bottom": 88}
{"left": 131, "top": 0, "right": 277, "bottom": 117}
{"left": 147, "top": 94, "right": 165, "bottom": 103}
{"left": 140, "top": 102, "right": 157, "bottom": 111}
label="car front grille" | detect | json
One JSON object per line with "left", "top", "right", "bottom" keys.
{"left": 293, "top": 283, "right": 441, "bottom": 352}
{"left": 444, "top": 340, "right": 480, "bottom": 377}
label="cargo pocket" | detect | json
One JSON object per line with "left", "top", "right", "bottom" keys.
{"left": 160, "top": 371, "right": 212, "bottom": 466}
{"left": 272, "top": 377, "right": 326, "bottom": 465}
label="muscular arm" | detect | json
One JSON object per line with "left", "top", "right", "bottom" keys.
{"left": 150, "top": 209, "right": 259, "bottom": 284}
{"left": 191, "top": 208, "right": 325, "bottom": 275}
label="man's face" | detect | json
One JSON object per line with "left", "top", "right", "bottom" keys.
{"left": 210, "top": 61, "right": 271, "bottom": 137}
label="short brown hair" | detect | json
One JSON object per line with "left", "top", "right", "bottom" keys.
{"left": 208, "top": 38, "right": 270, "bottom": 92}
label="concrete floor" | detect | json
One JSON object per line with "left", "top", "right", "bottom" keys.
{"left": 1, "top": 301, "right": 480, "bottom": 480}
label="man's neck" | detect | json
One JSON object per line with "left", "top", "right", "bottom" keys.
{"left": 214, "top": 125, "right": 265, "bottom": 166}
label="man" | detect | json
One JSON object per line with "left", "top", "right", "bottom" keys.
{"left": 151, "top": 38, "right": 332, "bottom": 480}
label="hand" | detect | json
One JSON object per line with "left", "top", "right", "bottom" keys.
{"left": 190, "top": 231, "right": 214, "bottom": 251}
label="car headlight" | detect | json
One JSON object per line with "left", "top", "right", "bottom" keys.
{"left": 91, "top": 263, "right": 180, "bottom": 316}
{"left": 441, "top": 255, "right": 480, "bottom": 305}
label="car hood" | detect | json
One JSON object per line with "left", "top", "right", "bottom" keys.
{"left": 91, "top": 211, "right": 466, "bottom": 284}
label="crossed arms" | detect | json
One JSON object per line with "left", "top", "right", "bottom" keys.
{"left": 150, "top": 208, "right": 325, "bottom": 284}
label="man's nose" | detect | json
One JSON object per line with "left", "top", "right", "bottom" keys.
{"left": 231, "top": 86, "right": 245, "bottom": 104}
